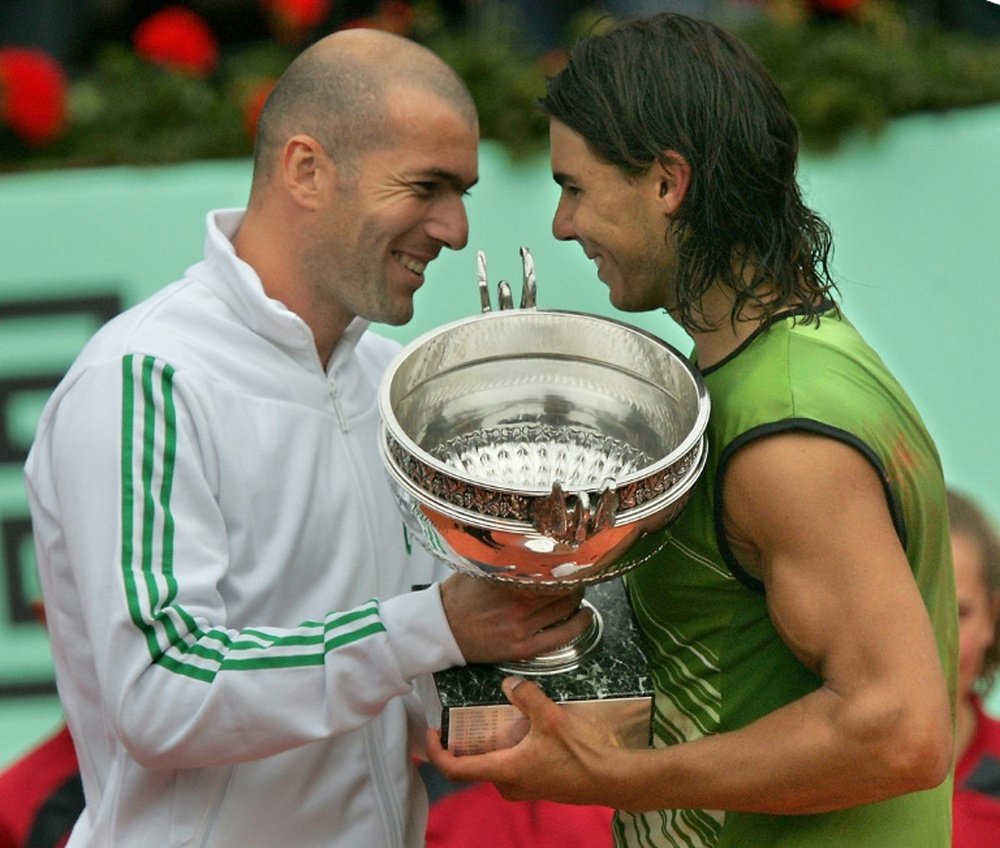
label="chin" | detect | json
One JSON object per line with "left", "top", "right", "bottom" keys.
{"left": 604, "top": 284, "right": 623, "bottom": 308}
{"left": 609, "top": 292, "right": 640, "bottom": 313}
{"left": 383, "top": 304, "right": 415, "bottom": 327}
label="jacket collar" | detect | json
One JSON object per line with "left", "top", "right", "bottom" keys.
{"left": 191, "top": 209, "right": 370, "bottom": 374}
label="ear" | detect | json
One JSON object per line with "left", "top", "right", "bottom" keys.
{"left": 282, "top": 134, "right": 331, "bottom": 210}
{"left": 654, "top": 151, "right": 691, "bottom": 217}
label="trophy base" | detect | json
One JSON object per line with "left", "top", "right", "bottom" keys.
{"left": 434, "top": 578, "right": 653, "bottom": 756}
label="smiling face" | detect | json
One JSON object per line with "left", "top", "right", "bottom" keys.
{"left": 549, "top": 119, "right": 678, "bottom": 314}
{"left": 311, "top": 86, "right": 479, "bottom": 328}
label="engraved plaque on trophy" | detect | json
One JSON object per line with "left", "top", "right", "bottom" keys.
{"left": 379, "top": 248, "right": 710, "bottom": 755}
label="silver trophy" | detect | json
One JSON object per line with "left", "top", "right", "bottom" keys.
{"left": 379, "top": 248, "right": 710, "bottom": 752}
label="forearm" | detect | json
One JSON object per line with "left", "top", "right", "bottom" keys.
{"left": 75, "top": 585, "right": 459, "bottom": 768}
{"left": 606, "top": 683, "right": 950, "bottom": 815}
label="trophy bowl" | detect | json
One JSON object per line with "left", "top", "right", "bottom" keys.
{"left": 379, "top": 249, "right": 711, "bottom": 678}
{"left": 378, "top": 255, "right": 710, "bottom": 604}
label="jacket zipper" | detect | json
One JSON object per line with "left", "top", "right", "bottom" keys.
{"left": 338, "top": 401, "right": 403, "bottom": 844}
{"left": 328, "top": 360, "right": 402, "bottom": 844}
{"left": 195, "top": 765, "right": 235, "bottom": 847}
{"left": 327, "top": 379, "right": 350, "bottom": 432}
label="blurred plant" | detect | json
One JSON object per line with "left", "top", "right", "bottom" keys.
{"left": 342, "top": 0, "right": 416, "bottom": 33}
{"left": 262, "top": 0, "right": 334, "bottom": 44}
{"left": 418, "top": 39, "right": 553, "bottom": 160}
{"left": 740, "top": 0, "right": 1000, "bottom": 151}
{"left": 2, "top": 0, "right": 1000, "bottom": 171}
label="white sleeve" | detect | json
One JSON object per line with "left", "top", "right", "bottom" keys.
{"left": 26, "top": 354, "right": 464, "bottom": 770}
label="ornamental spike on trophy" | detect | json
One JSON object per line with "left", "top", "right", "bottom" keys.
{"left": 379, "top": 248, "right": 710, "bottom": 755}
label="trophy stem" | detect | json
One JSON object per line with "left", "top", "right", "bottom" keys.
{"left": 496, "top": 600, "right": 605, "bottom": 676}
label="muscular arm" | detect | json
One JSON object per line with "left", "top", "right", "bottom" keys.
{"left": 429, "top": 432, "right": 953, "bottom": 813}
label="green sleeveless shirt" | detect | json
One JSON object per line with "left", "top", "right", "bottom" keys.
{"left": 617, "top": 307, "right": 957, "bottom": 847}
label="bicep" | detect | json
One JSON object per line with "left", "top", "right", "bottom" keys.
{"left": 722, "top": 432, "right": 942, "bottom": 698}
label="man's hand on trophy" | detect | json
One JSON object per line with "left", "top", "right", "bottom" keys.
{"left": 426, "top": 675, "right": 628, "bottom": 806}
{"left": 439, "top": 574, "right": 592, "bottom": 665}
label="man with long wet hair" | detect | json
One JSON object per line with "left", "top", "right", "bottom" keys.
{"left": 429, "top": 14, "right": 957, "bottom": 848}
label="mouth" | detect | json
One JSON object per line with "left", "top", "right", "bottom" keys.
{"left": 586, "top": 252, "right": 606, "bottom": 280}
{"left": 392, "top": 251, "right": 429, "bottom": 277}
{"left": 582, "top": 246, "right": 602, "bottom": 268}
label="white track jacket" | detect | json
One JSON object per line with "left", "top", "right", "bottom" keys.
{"left": 24, "top": 209, "right": 464, "bottom": 847}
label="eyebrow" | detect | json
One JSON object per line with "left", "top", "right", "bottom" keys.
{"left": 422, "top": 167, "right": 479, "bottom": 193}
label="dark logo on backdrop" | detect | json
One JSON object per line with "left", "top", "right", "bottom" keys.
{"left": 0, "top": 294, "right": 121, "bottom": 627}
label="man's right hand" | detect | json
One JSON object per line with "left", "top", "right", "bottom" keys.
{"left": 439, "top": 573, "right": 592, "bottom": 665}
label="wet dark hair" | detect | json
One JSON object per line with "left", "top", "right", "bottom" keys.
{"left": 541, "top": 13, "right": 837, "bottom": 331}
{"left": 948, "top": 488, "right": 1000, "bottom": 694}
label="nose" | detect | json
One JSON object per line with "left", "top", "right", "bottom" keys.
{"left": 427, "top": 196, "right": 470, "bottom": 251}
{"left": 551, "top": 196, "right": 574, "bottom": 242}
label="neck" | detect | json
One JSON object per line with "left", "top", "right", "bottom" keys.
{"left": 677, "top": 283, "right": 764, "bottom": 370}
{"left": 233, "top": 206, "right": 349, "bottom": 368}
{"left": 679, "top": 272, "right": 821, "bottom": 370}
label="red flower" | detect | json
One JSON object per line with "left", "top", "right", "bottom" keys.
{"left": 243, "top": 78, "right": 276, "bottom": 140}
{"left": 0, "top": 47, "right": 68, "bottom": 146}
{"left": 262, "top": 0, "right": 332, "bottom": 32}
{"left": 809, "top": 0, "right": 864, "bottom": 13}
{"left": 133, "top": 6, "right": 219, "bottom": 76}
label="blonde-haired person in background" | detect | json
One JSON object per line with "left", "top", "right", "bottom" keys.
{"left": 949, "top": 488, "right": 1000, "bottom": 847}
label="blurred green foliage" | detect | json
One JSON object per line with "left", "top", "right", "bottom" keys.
{"left": 3, "top": 1, "right": 1000, "bottom": 170}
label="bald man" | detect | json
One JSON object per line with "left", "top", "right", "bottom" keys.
{"left": 25, "top": 30, "right": 591, "bottom": 848}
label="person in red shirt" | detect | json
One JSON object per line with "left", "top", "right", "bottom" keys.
{"left": 0, "top": 723, "right": 80, "bottom": 848}
{"left": 0, "top": 602, "right": 82, "bottom": 848}
{"left": 950, "top": 489, "right": 1000, "bottom": 848}
{"left": 426, "top": 778, "right": 613, "bottom": 848}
